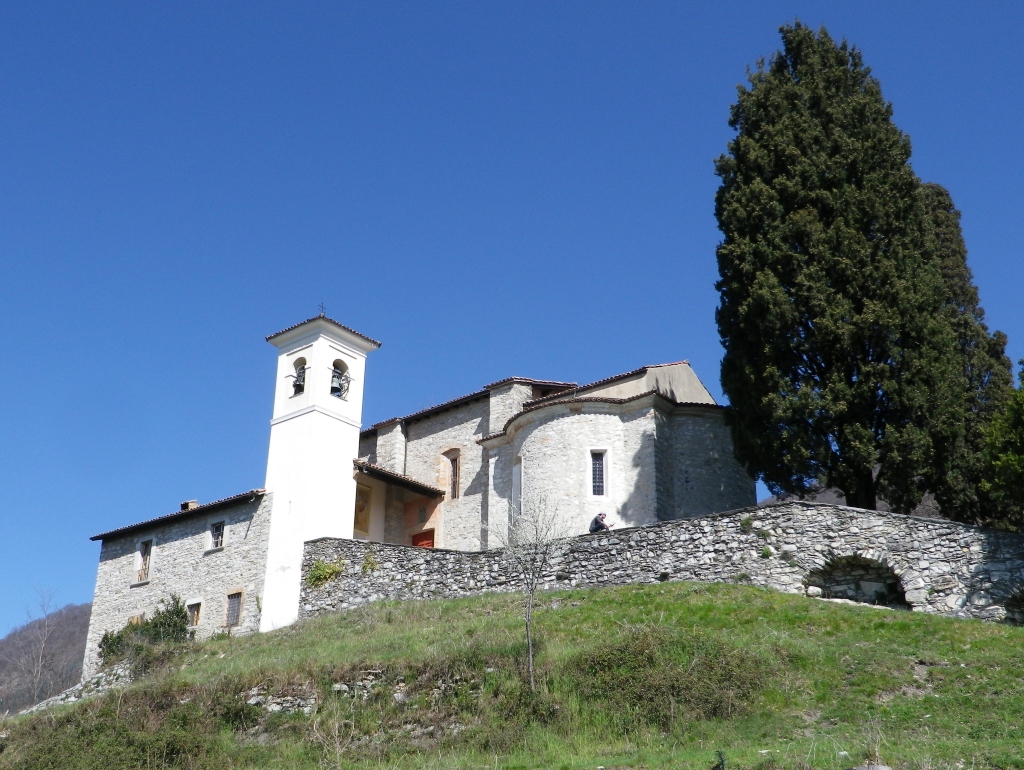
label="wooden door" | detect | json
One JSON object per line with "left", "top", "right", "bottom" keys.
{"left": 411, "top": 530, "right": 434, "bottom": 548}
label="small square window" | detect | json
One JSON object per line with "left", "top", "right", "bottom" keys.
{"left": 210, "top": 522, "right": 224, "bottom": 549}
{"left": 226, "top": 592, "right": 242, "bottom": 626}
{"left": 187, "top": 602, "right": 201, "bottom": 627}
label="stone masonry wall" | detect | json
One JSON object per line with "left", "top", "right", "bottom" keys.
{"left": 404, "top": 397, "right": 490, "bottom": 551}
{"left": 667, "top": 408, "right": 756, "bottom": 517}
{"left": 508, "top": 404, "right": 659, "bottom": 533}
{"left": 299, "top": 501, "right": 1024, "bottom": 624}
{"left": 83, "top": 493, "right": 271, "bottom": 677}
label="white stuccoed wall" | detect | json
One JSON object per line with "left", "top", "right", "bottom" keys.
{"left": 261, "top": 319, "right": 379, "bottom": 632}
{"left": 83, "top": 494, "right": 271, "bottom": 678}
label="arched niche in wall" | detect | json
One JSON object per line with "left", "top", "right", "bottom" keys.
{"left": 442, "top": 448, "right": 461, "bottom": 500}
{"left": 804, "top": 555, "right": 909, "bottom": 608}
{"left": 330, "top": 359, "right": 351, "bottom": 399}
{"left": 292, "top": 357, "right": 307, "bottom": 395}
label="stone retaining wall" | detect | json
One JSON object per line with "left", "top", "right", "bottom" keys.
{"left": 299, "top": 501, "right": 1024, "bottom": 623}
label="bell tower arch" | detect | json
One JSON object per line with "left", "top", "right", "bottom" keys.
{"left": 260, "top": 315, "right": 381, "bottom": 631}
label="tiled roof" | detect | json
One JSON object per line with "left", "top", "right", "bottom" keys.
{"left": 522, "top": 362, "right": 692, "bottom": 409}
{"left": 480, "top": 376, "right": 576, "bottom": 390}
{"left": 368, "top": 389, "right": 491, "bottom": 431}
{"left": 91, "top": 489, "right": 266, "bottom": 542}
{"left": 353, "top": 460, "right": 445, "bottom": 498}
{"left": 266, "top": 315, "right": 381, "bottom": 348}
{"left": 363, "top": 363, "right": 692, "bottom": 435}
{"left": 479, "top": 391, "right": 724, "bottom": 443}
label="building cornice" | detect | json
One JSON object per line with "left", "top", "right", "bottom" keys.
{"left": 270, "top": 404, "right": 362, "bottom": 430}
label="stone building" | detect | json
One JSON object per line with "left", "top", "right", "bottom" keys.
{"left": 83, "top": 315, "right": 754, "bottom": 676}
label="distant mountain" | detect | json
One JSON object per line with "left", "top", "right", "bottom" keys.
{"left": 0, "top": 603, "right": 91, "bottom": 715}
{"left": 759, "top": 487, "right": 940, "bottom": 518}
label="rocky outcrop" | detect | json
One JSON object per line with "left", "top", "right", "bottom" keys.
{"left": 18, "top": 661, "right": 132, "bottom": 715}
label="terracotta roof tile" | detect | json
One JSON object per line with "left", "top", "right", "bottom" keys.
{"left": 266, "top": 315, "right": 381, "bottom": 347}
{"left": 91, "top": 489, "right": 266, "bottom": 542}
{"left": 353, "top": 460, "right": 445, "bottom": 498}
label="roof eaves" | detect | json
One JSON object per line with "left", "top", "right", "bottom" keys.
{"left": 369, "top": 389, "right": 489, "bottom": 430}
{"left": 481, "top": 376, "right": 577, "bottom": 390}
{"left": 91, "top": 489, "right": 266, "bottom": 542}
{"left": 482, "top": 390, "right": 665, "bottom": 443}
{"left": 353, "top": 460, "right": 446, "bottom": 498}
{"left": 266, "top": 315, "right": 381, "bottom": 348}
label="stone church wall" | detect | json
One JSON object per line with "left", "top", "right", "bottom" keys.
{"left": 666, "top": 407, "right": 756, "bottom": 517}
{"left": 508, "top": 405, "right": 660, "bottom": 533}
{"left": 83, "top": 494, "right": 272, "bottom": 677}
{"left": 404, "top": 397, "right": 490, "bottom": 551}
{"left": 299, "top": 501, "right": 1024, "bottom": 625}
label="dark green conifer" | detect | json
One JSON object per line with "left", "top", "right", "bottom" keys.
{"left": 920, "top": 183, "right": 1012, "bottom": 522}
{"left": 982, "top": 366, "right": 1024, "bottom": 528}
{"left": 714, "top": 22, "right": 960, "bottom": 511}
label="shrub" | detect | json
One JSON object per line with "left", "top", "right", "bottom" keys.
{"left": 561, "top": 626, "right": 773, "bottom": 729}
{"left": 307, "top": 559, "right": 345, "bottom": 588}
{"left": 361, "top": 552, "right": 379, "bottom": 574}
{"left": 98, "top": 595, "right": 191, "bottom": 669}
{"left": 740, "top": 516, "right": 754, "bottom": 534}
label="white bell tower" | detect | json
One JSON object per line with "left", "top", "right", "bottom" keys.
{"left": 259, "top": 315, "right": 381, "bottom": 631}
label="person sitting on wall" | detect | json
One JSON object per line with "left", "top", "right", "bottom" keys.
{"left": 589, "top": 513, "right": 611, "bottom": 533}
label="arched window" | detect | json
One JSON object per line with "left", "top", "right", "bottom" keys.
{"left": 330, "top": 359, "right": 351, "bottom": 400}
{"left": 292, "top": 358, "right": 307, "bottom": 396}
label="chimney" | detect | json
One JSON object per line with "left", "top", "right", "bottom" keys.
{"left": 180, "top": 500, "right": 199, "bottom": 511}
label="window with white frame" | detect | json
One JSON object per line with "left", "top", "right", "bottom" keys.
{"left": 187, "top": 602, "right": 201, "bottom": 627}
{"left": 591, "top": 451, "right": 606, "bottom": 496}
{"left": 209, "top": 521, "right": 225, "bottom": 550}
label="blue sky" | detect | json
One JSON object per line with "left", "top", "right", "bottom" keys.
{"left": 1, "top": 2, "right": 1022, "bottom": 634}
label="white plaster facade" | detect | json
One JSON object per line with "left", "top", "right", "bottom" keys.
{"left": 260, "top": 317, "right": 380, "bottom": 632}
{"left": 85, "top": 318, "right": 755, "bottom": 678}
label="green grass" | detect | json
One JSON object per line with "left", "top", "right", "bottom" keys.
{"left": 3, "top": 581, "right": 1024, "bottom": 769}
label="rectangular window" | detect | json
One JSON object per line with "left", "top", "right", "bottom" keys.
{"left": 449, "top": 455, "right": 460, "bottom": 499}
{"left": 226, "top": 592, "right": 242, "bottom": 626}
{"left": 210, "top": 522, "right": 224, "bottom": 549}
{"left": 137, "top": 540, "right": 153, "bottom": 582}
{"left": 591, "top": 452, "right": 605, "bottom": 496}
{"left": 511, "top": 457, "right": 522, "bottom": 518}
{"left": 187, "top": 603, "right": 201, "bottom": 627}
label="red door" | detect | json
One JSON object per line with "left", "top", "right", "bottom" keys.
{"left": 411, "top": 530, "right": 434, "bottom": 548}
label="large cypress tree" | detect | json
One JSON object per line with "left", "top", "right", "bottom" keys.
{"left": 920, "top": 183, "right": 1012, "bottom": 522}
{"left": 714, "top": 23, "right": 961, "bottom": 511}
{"left": 982, "top": 365, "right": 1024, "bottom": 528}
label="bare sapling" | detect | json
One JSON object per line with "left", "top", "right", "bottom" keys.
{"left": 491, "top": 493, "right": 571, "bottom": 691}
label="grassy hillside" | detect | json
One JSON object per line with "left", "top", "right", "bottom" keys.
{"left": 1, "top": 582, "right": 1023, "bottom": 769}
